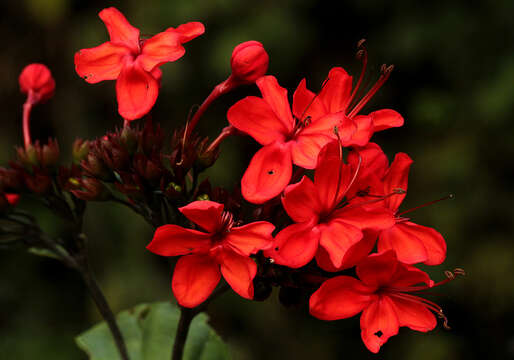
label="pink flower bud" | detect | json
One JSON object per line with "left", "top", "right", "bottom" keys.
{"left": 230, "top": 41, "right": 269, "bottom": 84}
{"left": 19, "top": 63, "right": 55, "bottom": 104}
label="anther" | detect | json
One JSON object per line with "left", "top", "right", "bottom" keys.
{"left": 357, "top": 38, "right": 366, "bottom": 48}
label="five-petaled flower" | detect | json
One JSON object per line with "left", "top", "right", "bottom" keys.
{"left": 75, "top": 7, "right": 204, "bottom": 120}
{"left": 227, "top": 76, "right": 350, "bottom": 204}
{"left": 310, "top": 250, "right": 456, "bottom": 353}
{"left": 265, "top": 140, "right": 394, "bottom": 270}
{"left": 345, "top": 144, "right": 447, "bottom": 265}
{"left": 147, "top": 200, "right": 275, "bottom": 308}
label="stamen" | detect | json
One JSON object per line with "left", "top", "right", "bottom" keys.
{"left": 344, "top": 188, "right": 404, "bottom": 210}
{"left": 298, "top": 76, "right": 331, "bottom": 122}
{"left": 347, "top": 64, "right": 394, "bottom": 119}
{"left": 330, "top": 129, "right": 347, "bottom": 210}
{"left": 344, "top": 39, "right": 368, "bottom": 112}
{"left": 396, "top": 194, "right": 454, "bottom": 217}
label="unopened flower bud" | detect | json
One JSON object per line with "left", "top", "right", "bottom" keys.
{"left": 71, "top": 177, "right": 110, "bottom": 201}
{"left": 72, "top": 139, "right": 90, "bottom": 164}
{"left": 0, "top": 167, "right": 23, "bottom": 191}
{"left": 230, "top": 41, "right": 269, "bottom": 84}
{"left": 40, "top": 139, "right": 60, "bottom": 167}
{"left": 24, "top": 170, "right": 52, "bottom": 194}
{"left": 81, "top": 152, "right": 111, "bottom": 181}
{"left": 120, "top": 126, "right": 138, "bottom": 155}
{"left": 19, "top": 63, "right": 55, "bottom": 104}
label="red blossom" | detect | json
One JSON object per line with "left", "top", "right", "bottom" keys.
{"left": 74, "top": 7, "right": 204, "bottom": 120}
{"left": 227, "top": 76, "right": 348, "bottom": 204}
{"left": 347, "top": 145, "right": 447, "bottom": 265}
{"left": 310, "top": 250, "right": 458, "bottom": 353}
{"left": 264, "top": 140, "right": 395, "bottom": 269}
{"left": 300, "top": 66, "right": 404, "bottom": 147}
{"left": 147, "top": 200, "right": 274, "bottom": 307}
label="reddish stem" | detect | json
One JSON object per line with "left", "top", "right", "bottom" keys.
{"left": 23, "top": 101, "right": 33, "bottom": 149}
{"left": 206, "top": 125, "right": 236, "bottom": 153}
{"left": 187, "top": 80, "right": 231, "bottom": 138}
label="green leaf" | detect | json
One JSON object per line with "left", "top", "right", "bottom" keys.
{"left": 75, "top": 302, "right": 230, "bottom": 360}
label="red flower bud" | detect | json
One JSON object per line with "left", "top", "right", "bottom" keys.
{"left": 6, "top": 194, "right": 20, "bottom": 206}
{"left": 19, "top": 63, "right": 55, "bottom": 104}
{"left": 230, "top": 41, "right": 269, "bottom": 84}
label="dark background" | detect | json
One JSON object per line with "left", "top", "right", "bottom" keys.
{"left": 1, "top": 0, "right": 513, "bottom": 359}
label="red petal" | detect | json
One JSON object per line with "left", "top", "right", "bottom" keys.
{"left": 267, "top": 221, "right": 320, "bottom": 268}
{"left": 256, "top": 76, "right": 294, "bottom": 133}
{"left": 348, "top": 142, "right": 388, "bottom": 181}
{"left": 318, "top": 220, "right": 363, "bottom": 268}
{"left": 292, "top": 78, "right": 327, "bottom": 121}
{"left": 360, "top": 296, "right": 399, "bottom": 353}
{"left": 178, "top": 200, "right": 224, "bottom": 233}
{"left": 224, "top": 222, "right": 275, "bottom": 256}
{"left": 314, "top": 141, "right": 353, "bottom": 210}
{"left": 380, "top": 222, "right": 446, "bottom": 265}
{"left": 172, "top": 254, "right": 220, "bottom": 308}
{"left": 74, "top": 42, "right": 130, "bottom": 84}
{"left": 383, "top": 153, "right": 413, "bottom": 211}
{"left": 227, "top": 96, "right": 289, "bottom": 145}
{"left": 356, "top": 250, "right": 398, "bottom": 287}
{"left": 99, "top": 7, "right": 140, "bottom": 53}
{"left": 219, "top": 250, "right": 257, "bottom": 300}
{"left": 147, "top": 225, "right": 212, "bottom": 256}
{"left": 169, "top": 22, "right": 205, "bottom": 43}
{"left": 389, "top": 262, "right": 434, "bottom": 288}
{"left": 6, "top": 194, "right": 20, "bottom": 206}
{"left": 241, "top": 142, "right": 292, "bottom": 204}
{"left": 371, "top": 109, "right": 404, "bottom": 132}
{"left": 316, "top": 230, "right": 377, "bottom": 272}
{"left": 318, "top": 67, "right": 353, "bottom": 113}
{"left": 343, "top": 115, "right": 373, "bottom": 147}
{"left": 390, "top": 296, "right": 437, "bottom": 332}
{"left": 309, "top": 276, "right": 375, "bottom": 321}
{"left": 291, "top": 113, "right": 342, "bottom": 169}
{"left": 139, "top": 31, "right": 185, "bottom": 72}
{"left": 116, "top": 60, "right": 159, "bottom": 120}
{"left": 332, "top": 206, "right": 395, "bottom": 232}
{"left": 281, "top": 176, "right": 322, "bottom": 223}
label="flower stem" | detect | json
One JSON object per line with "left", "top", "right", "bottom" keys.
{"left": 22, "top": 101, "right": 33, "bottom": 149}
{"left": 171, "top": 284, "right": 229, "bottom": 360}
{"left": 171, "top": 307, "right": 194, "bottom": 360}
{"left": 79, "top": 257, "right": 130, "bottom": 360}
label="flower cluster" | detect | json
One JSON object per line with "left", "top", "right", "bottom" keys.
{"left": 1, "top": 7, "right": 462, "bottom": 355}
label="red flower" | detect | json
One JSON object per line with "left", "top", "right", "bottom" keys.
{"left": 75, "top": 7, "right": 204, "bottom": 120}
{"left": 227, "top": 76, "right": 349, "bottom": 204}
{"left": 300, "top": 67, "right": 404, "bottom": 147}
{"left": 347, "top": 146, "right": 447, "bottom": 265}
{"left": 19, "top": 63, "right": 55, "bottom": 104}
{"left": 265, "top": 140, "right": 394, "bottom": 269}
{"left": 310, "top": 250, "right": 457, "bottom": 353}
{"left": 147, "top": 200, "right": 274, "bottom": 307}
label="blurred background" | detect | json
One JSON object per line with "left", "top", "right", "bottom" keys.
{"left": 1, "top": 0, "right": 513, "bottom": 359}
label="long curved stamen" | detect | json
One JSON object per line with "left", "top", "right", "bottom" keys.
{"left": 396, "top": 194, "right": 454, "bottom": 217}
{"left": 330, "top": 128, "right": 346, "bottom": 210}
{"left": 347, "top": 64, "right": 394, "bottom": 119}
{"left": 344, "top": 188, "right": 405, "bottom": 210}
{"left": 344, "top": 39, "right": 368, "bottom": 112}
{"left": 298, "top": 75, "right": 331, "bottom": 124}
